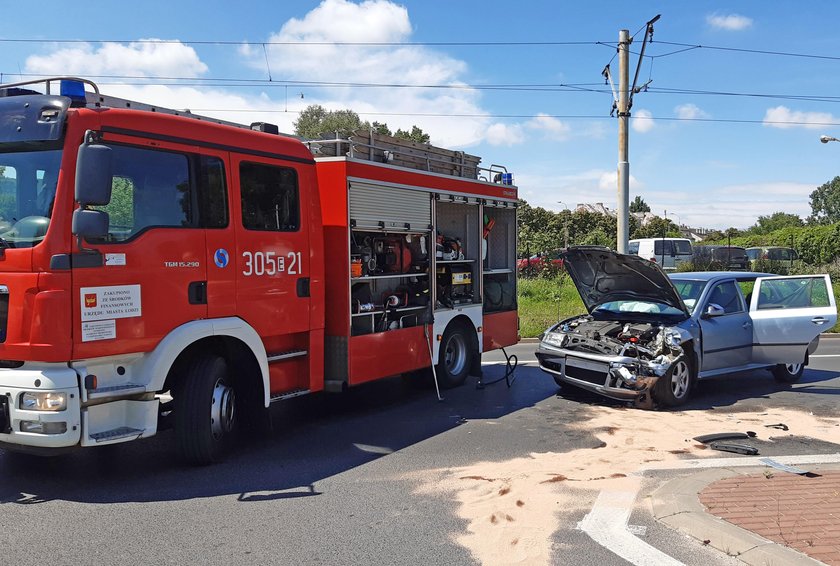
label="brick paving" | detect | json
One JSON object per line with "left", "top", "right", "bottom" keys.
{"left": 699, "top": 470, "right": 840, "bottom": 565}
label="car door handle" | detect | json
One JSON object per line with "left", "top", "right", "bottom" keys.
{"left": 811, "top": 317, "right": 827, "bottom": 325}
{"left": 742, "top": 322, "right": 752, "bottom": 329}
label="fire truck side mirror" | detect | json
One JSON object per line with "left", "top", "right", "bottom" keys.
{"left": 75, "top": 143, "right": 113, "bottom": 206}
{"left": 72, "top": 209, "right": 109, "bottom": 239}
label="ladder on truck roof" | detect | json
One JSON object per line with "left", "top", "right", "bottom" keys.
{"left": 304, "top": 129, "right": 514, "bottom": 183}
{"left": 0, "top": 76, "right": 288, "bottom": 134}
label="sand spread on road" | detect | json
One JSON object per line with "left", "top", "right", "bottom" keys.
{"left": 411, "top": 406, "right": 840, "bottom": 566}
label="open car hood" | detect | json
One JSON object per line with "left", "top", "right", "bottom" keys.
{"left": 561, "top": 246, "right": 690, "bottom": 317}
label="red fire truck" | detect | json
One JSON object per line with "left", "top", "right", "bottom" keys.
{"left": 0, "top": 78, "right": 519, "bottom": 463}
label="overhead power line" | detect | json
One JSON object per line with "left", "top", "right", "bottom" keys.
{"left": 185, "top": 107, "right": 840, "bottom": 128}
{"left": 5, "top": 71, "right": 840, "bottom": 104}
{"left": 2, "top": 37, "right": 840, "bottom": 62}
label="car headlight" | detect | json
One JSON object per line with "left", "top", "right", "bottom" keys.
{"left": 541, "top": 331, "right": 567, "bottom": 348}
{"left": 20, "top": 392, "right": 67, "bottom": 412}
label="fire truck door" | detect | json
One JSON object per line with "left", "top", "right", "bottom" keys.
{"left": 232, "top": 157, "right": 311, "bottom": 359}
{"left": 71, "top": 140, "right": 213, "bottom": 359}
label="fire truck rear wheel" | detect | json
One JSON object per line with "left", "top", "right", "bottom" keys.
{"left": 175, "top": 355, "right": 236, "bottom": 464}
{"left": 436, "top": 322, "right": 475, "bottom": 389}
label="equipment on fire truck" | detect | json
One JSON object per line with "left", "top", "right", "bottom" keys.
{"left": 374, "top": 236, "right": 412, "bottom": 274}
{"left": 436, "top": 232, "right": 464, "bottom": 261}
{"left": 436, "top": 264, "right": 473, "bottom": 307}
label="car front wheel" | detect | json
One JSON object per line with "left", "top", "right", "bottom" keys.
{"left": 653, "top": 357, "right": 695, "bottom": 408}
{"left": 772, "top": 362, "right": 804, "bottom": 383}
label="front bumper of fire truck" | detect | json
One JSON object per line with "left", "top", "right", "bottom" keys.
{"left": 0, "top": 364, "right": 82, "bottom": 449}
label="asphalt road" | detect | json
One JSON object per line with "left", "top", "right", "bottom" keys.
{"left": 1, "top": 339, "right": 838, "bottom": 565}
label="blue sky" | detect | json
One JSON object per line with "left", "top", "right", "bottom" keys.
{"left": 3, "top": 0, "right": 840, "bottom": 229}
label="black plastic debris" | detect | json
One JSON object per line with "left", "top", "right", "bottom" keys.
{"left": 693, "top": 432, "right": 750, "bottom": 444}
{"left": 709, "top": 442, "right": 759, "bottom": 455}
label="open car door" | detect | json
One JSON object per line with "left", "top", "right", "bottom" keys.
{"left": 749, "top": 275, "right": 837, "bottom": 364}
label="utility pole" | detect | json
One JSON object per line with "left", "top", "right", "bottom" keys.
{"left": 617, "top": 29, "right": 630, "bottom": 254}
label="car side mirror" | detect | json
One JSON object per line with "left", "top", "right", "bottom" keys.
{"left": 702, "top": 303, "right": 726, "bottom": 318}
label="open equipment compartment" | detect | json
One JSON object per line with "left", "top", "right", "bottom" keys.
{"left": 434, "top": 196, "right": 481, "bottom": 309}
{"left": 349, "top": 228, "right": 431, "bottom": 336}
{"left": 482, "top": 204, "right": 517, "bottom": 313}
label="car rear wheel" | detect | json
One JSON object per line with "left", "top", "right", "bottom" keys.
{"left": 653, "top": 357, "right": 695, "bottom": 408}
{"left": 772, "top": 362, "right": 804, "bottom": 383}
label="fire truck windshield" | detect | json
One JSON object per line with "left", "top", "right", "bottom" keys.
{"left": 0, "top": 147, "right": 62, "bottom": 248}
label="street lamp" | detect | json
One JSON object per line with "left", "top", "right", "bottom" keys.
{"left": 820, "top": 135, "right": 840, "bottom": 144}
{"left": 557, "top": 201, "right": 570, "bottom": 249}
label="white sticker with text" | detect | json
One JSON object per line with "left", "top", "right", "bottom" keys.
{"left": 80, "top": 285, "right": 142, "bottom": 322}
{"left": 81, "top": 319, "right": 117, "bottom": 342}
{"left": 105, "top": 253, "right": 126, "bottom": 266}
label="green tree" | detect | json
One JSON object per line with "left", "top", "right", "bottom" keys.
{"left": 632, "top": 216, "right": 679, "bottom": 239}
{"left": 294, "top": 105, "right": 431, "bottom": 143}
{"left": 750, "top": 211, "right": 803, "bottom": 234}
{"left": 629, "top": 195, "right": 650, "bottom": 213}
{"left": 809, "top": 176, "right": 840, "bottom": 224}
{"left": 395, "top": 126, "right": 430, "bottom": 144}
{"left": 294, "top": 105, "right": 365, "bottom": 139}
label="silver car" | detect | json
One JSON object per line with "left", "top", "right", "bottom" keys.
{"left": 536, "top": 246, "right": 837, "bottom": 407}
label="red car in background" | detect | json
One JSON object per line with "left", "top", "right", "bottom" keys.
{"left": 517, "top": 250, "right": 564, "bottom": 271}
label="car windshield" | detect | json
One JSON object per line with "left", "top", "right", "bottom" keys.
{"left": 671, "top": 279, "right": 706, "bottom": 313}
{"left": 0, "top": 148, "right": 62, "bottom": 248}
{"left": 593, "top": 300, "right": 686, "bottom": 317}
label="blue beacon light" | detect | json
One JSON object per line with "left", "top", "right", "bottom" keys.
{"left": 60, "top": 80, "right": 87, "bottom": 104}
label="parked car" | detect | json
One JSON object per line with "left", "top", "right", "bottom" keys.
{"left": 693, "top": 245, "right": 749, "bottom": 271}
{"left": 746, "top": 246, "right": 799, "bottom": 264}
{"left": 536, "top": 246, "right": 836, "bottom": 407}
{"left": 628, "top": 238, "right": 693, "bottom": 271}
{"left": 517, "top": 250, "right": 564, "bottom": 271}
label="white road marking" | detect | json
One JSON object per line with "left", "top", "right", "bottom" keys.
{"left": 808, "top": 354, "right": 840, "bottom": 358}
{"left": 581, "top": 453, "right": 840, "bottom": 564}
{"left": 642, "top": 453, "right": 840, "bottom": 471}
{"left": 579, "top": 488, "right": 682, "bottom": 566}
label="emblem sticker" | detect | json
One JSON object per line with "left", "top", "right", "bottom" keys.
{"left": 214, "top": 248, "right": 229, "bottom": 268}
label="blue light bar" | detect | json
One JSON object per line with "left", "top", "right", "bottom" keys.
{"left": 60, "top": 80, "right": 87, "bottom": 103}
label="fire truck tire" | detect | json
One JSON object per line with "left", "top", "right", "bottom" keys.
{"left": 175, "top": 355, "right": 236, "bottom": 464}
{"left": 436, "top": 322, "right": 475, "bottom": 389}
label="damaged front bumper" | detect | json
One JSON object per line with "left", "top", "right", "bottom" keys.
{"left": 536, "top": 342, "right": 684, "bottom": 406}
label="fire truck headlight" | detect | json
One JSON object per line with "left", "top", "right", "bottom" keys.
{"left": 20, "top": 392, "right": 67, "bottom": 412}
{"left": 20, "top": 421, "right": 67, "bottom": 435}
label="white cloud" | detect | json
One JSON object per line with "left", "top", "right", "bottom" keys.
{"left": 763, "top": 105, "right": 839, "bottom": 129}
{"left": 706, "top": 13, "right": 753, "bottom": 31}
{"left": 631, "top": 109, "right": 654, "bottom": 133}
{"left": 598, "top": 170, "right": 641, "bottom": 191}
{"left": 674, "top": 103, "right": 709, "bottom": 120}
{"left": 485, "top": 123, "right": 524, "bottom": 146}
{"left": 524, "top": 114, "right": 571, "bottom": 140}
{"left": 25, "top": 40, "right": 207, "bottom": 77}
{"left": 244, "top": 0, "right": 489, "bottom": 147}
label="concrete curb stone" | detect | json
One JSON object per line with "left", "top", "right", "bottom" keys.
{"left": 650, "top": 467, "right": 827, "bottom": 566}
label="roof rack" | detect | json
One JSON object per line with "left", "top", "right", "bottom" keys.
{"left": 304, "top": 129, "right": 514, "bottom": 183}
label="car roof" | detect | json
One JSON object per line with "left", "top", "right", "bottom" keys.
{"left": 668, "top": 271, "right": 775, "bottom": 282}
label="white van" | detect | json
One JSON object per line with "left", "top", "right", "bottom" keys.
{"left": 628, "top": 238, "right": 693, "bottom": 271}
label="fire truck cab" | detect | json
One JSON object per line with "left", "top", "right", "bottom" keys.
{"left": 0, "top": 78, "right": 519, "bottom": 464}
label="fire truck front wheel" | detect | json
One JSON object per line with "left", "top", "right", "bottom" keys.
{"left": 175, "top": 355, "right": 237, "bottom": 464}
{"left": 436, "top": 322, "right": 476, "bottom": 389}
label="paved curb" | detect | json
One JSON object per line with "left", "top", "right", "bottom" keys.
{"left": 649, "top": 467, "right": 827, "bottom": 566}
